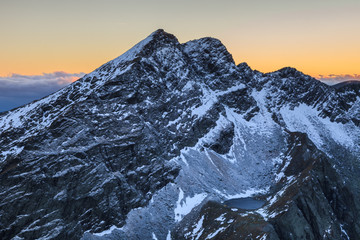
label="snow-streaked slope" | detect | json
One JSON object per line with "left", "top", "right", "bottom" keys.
{"left": 82, "top": 83, "right": 289, "bottom": 239}
{"left": 1, "top": 29, "right": 359, "bottom": 240}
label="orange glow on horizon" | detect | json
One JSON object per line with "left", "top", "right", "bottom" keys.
{"left": 0, "top": 0, "right": 358, "bottom": 81}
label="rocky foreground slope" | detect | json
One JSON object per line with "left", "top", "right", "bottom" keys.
{"left": 0, "top": 29, "right": 359, "bottom": 239}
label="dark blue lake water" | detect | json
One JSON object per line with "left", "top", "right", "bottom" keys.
{"left": 223, "top": 197, "right": 265, "bottom": 210}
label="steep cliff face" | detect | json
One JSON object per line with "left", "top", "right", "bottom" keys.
{"left": 271, "top": 133, "right": 360, "bottom": 240}
{"left": 0, "top": 30, "right": 359, "bottom": 240}
{"left": 172, "top": 132, "right": 360, "bottom": 239}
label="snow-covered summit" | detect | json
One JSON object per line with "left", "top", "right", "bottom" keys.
{"left": 85, "top": 29, "right": 179, "bottom": 80}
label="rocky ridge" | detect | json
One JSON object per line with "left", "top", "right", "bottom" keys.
{"left": 0, "top": 29, "right": 359, "bottom": 239}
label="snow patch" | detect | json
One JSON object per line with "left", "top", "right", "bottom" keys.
{"left": 340, "top": 224, "right": 350, "bottom": 240}
{"left": 206, "top": 226, "right": 226, "bottom": 239}
{"left": 174, "top": 188, "right": 207, "bottom": 222}
{"left": 166, "top": 230, "right": 172, "bottom": 240}
{"left": 92, "top": 225, "right": 122, "bottom": 237}
{"left": 191, "top": 84, "right": 245, "bottom": 118}
{"left": 280, "top": 104, "right": 355, "bottom": 148}
{"left": 259, "top": 234, "right": 268, "bottom": 240}
{"left": 255, "top": 208, "right": 269, "bottom": 221}
{"left": 0, "top": 146, "right": 24, "bottom": 160}
{"left": 222, "top": 187, "right": 269, "bottom": 200}
{"left": 152, "top": 232, "right": 158, "bottom": 240}
{"left": 215, "top": 213, "right": 226, "bottom": 222}
{"left": 185, "top": 216, "right": 204, "bottom": 240}
{"left": 53, "top": 190, "right": 67, "bottom": 201}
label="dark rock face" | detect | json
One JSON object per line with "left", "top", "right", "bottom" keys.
{"left": 204, "top": 122, "right": 234, "bottom": 154}
{"left": 0, "top": 30, "right": 359, "bottom": 239}
{"left": 270, "top": 132, "right": 360, "bottom": 239}
{"left": 0, "top": 29, "right": 255, "bottom": 239}
{"left": 172, "top": 200, "right": 279, "bottom": 240}
{"left": 175, "top": 133, "right": 360, "bottom": 240}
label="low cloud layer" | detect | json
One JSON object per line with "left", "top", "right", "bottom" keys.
{"left": 1, "top": 71, "right": 359, "bottom": 112}
{"left": 317, "top": 74, "right": 360, "bottom": 85}
{"left": 0, "top": 71, "right": 85, "bottom": 112}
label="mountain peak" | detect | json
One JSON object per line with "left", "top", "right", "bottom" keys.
{"left": 183, "top": 37, "right": 232, "bottom": 61}
{"left": 1, "top": 30, "right": 360, "bottom": 240}
{"left": 149, "top": 29, "right": 178, "bottom": 42}
{"left": 275, "top": 66, "right": 300, "bottom": 75}
{"left": 151, "top": 28, "right": 166, "bottom": 35}
{"left": 84, "top": 29, "right": 179, "bottom": 80}
{"left": 182, "top": 36, "right": 236, "bottom": 74}
{"left": 264, "top": 66, "right": 310, "bottom": 80}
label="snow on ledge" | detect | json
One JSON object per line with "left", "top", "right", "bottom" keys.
{"left": 174, "top": 188, "right": 207, "bottom": 222}
{"left": 219, "top": 187, "right": 269, "bottom": 200}
{"left": 92, "top": 225, "right": 122, "bottom": 237}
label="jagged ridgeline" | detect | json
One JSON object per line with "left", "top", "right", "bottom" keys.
{"left": 0, "top": 29, "right": 359, "bottom": 240}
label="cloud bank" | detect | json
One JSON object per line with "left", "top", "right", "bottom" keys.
{"left": 0, "top": 71, "right": 85, "bottom": 112}
{"left": 1, "top": 71, "right": 359, "bottom": 112}
{"left": 317, "top": 74, "right": 360, "bottom": 85}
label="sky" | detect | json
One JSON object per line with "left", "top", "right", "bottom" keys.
{"left": 0, "top": 0, "right": 359, "bottom": 112}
